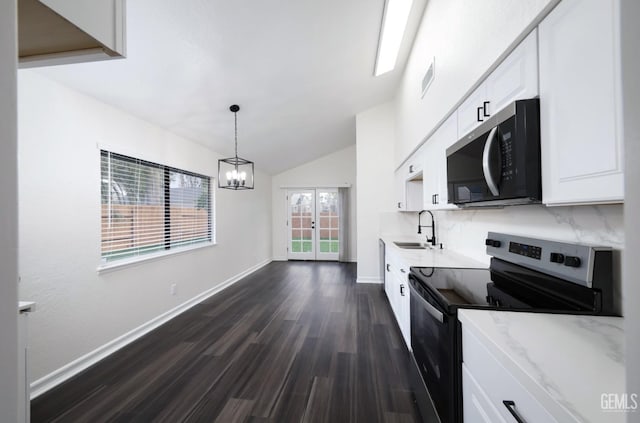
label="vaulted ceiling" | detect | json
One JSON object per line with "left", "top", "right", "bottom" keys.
{"left": 34, "top": 0, "right": 425, "bottom": 174}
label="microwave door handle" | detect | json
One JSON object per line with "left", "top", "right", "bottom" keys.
{"left": 482, "top": 126, "right": 500, "bottom": 196}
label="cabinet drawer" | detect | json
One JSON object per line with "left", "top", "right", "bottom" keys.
{"left": 462, "top": 325, "right": 560, "bottom": 423}
{"left": 463, "top": 364, "right": 507, "bottom": 423}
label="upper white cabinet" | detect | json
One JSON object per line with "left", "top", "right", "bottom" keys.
{"left": 539, "top": 0, "right": 624, "bottom": 205}
{"left": 18, "top": 0, "right": 126, "bottom": 67}
{"left": 458, "top": 29, "right": 539, "bottom": 138}
{"left": 423, "top": 113, "right": 458, "bottom": 210}
{"left": 394, "top": 146, "right": 425, "bottom": 211}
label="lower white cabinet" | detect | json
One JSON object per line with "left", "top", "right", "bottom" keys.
{"left": 539, "top": 0, "right": 624, "bottom": 205}
{"left": 18, "top": 303, "right": 35, "bottom": 423}
{"left": 462, "top": 322, "right": 559, "bottom": 423}
{"left": 462, "top": 365, "right": 507, "bottom": 423}
{"left": 384, "top": 250, "right": 411, "bottom": 350}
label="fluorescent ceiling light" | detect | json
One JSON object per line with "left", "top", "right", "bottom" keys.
{"left": 374, "top": 0, "right": 414, "bottom": 76}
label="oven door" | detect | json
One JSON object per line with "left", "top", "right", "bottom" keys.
{"left": 409, "top": 275, "right": 458, "bottom": 423}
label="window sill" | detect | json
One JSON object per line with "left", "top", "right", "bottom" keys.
{"left": 97, "top": 242, "right": 216, "bottom": 274}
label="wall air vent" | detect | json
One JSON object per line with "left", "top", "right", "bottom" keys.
{"left": 421, "top": 57, "right": 435, "bottom": 99}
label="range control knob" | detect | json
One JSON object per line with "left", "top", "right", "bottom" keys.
{"left": 485, "top": 239, "right": 502, "bottom": 248}
{"left": 564, "top": 256, "right": 582, "bottom": 268}
{"left": 550, "top": 252, "right": 565, "bottom": 264}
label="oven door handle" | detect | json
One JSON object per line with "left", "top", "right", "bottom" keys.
{"left": 482, "top": 126, "right": 501, "bottom": 196}
{"left": 410, "top": 282, "right": 444, "bottom": 323}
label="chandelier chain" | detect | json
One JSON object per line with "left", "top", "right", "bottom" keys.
{"left": 234, "top": 111, "right": 238, "bottom": 159}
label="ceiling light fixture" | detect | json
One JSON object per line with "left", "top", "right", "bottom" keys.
{"left": 218, "top": 105, "right": 254, "bottom": 190}
{"left": 374, "top": 0, "right": 414, "bottom": 76}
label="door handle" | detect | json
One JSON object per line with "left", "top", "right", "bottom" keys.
{"left": 397, "top": 202, "right": 402, "bottom": 209}
{"left": 409, "top": 165, "right": 414, "bottom": 173}
{"left": 410, "top": 284, "right": 444, "bottom": 323}
{"left": 386, "top": 264, "right": 390, "bottom": 272}
{"left": 482, "top": 126, "right": 501, "bottom": 196}
{"left": 483, "top": 101, "right": 490, "bottom": 117}
{"left": 503, "top": 401, "right": 527, "bottom": 423}
{"left": 477, "top": 106, "right": 484, "bottom": 122}
{"left": 400, "top": 268, "right": 406, "bottom": 273}
{"left": 400, "top": 284, "right": 405, "bottom": 296}
{"left": 311, "top": 220, "right": 315, "bottom": 229}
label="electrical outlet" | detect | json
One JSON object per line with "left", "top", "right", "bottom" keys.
{"left": 170, "top": 283, "right": 177, "bottom": 296}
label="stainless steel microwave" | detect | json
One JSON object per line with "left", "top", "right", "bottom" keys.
{"left": 446, "top": 99, "right": 541, "bottom": 207}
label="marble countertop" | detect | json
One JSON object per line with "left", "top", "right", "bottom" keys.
{"left": 380, "top": 234, "right": 487, "bottom": 269}
{"left": 459, "top": 309, "right": 626, "bottom": 423}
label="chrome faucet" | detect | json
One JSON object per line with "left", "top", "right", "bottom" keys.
{"left": 418, "top": 210, "right": 437, "bottom": 246}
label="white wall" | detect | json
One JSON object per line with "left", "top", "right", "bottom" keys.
{"left": 394, "top": 0, "right": 555, "bottom": 166}
{"left": 271, "top": 145, "right": 357, "bottom": 261}
{"left": 355, "top": 102, "right": 396, "bottom": 283}
{"left": 0, "top": 0, "right": 19, "bottom": 420}
{"left": 621, "top": 0, "right": 640, "bottom": 414}
{"left": 18, "top": 71, "right": 272, "bottom": 387}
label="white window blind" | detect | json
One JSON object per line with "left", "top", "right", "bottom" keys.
{"left": 101, "top": 151, "right": 212, "bottom": 262}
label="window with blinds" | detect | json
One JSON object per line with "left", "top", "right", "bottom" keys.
{"left": 100, "top": 150, "right": 212, "bottom": 263}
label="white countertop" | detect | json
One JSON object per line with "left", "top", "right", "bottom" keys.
{"left": 459, "top": 309, "right": 626, "bottom": 423}
{"left": 380, "top": 234, "right": 487, "bottom": 269}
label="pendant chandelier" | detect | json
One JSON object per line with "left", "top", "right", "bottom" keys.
{"left": 218, "top": 104, "right": 254, "bottom": 190}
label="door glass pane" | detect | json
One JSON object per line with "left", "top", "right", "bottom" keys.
{"left": 317, "top": 191, "right": 339, "bottom": 256}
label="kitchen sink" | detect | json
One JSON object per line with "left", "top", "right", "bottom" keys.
{"left": 393, "top": 241, "right": 430, "bottom": 250}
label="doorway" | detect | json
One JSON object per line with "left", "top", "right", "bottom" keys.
{"left": 287, "top": 189, "right": 340, "bottom": 261}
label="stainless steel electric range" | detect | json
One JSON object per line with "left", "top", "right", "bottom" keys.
{"left": 408, "top": 232, "right": 616, "bottom": 423}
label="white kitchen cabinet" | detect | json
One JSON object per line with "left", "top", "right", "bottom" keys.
{"left": 18, "top": 0, "right": 126, "bottom": 67}
{"left": 423, "top": 113, "right": 458, "bottom": 210}
{"left": 384, "top": 249, "right": 411, "bottom": 350}
{"left": 462, "top": 365, "right": 507, "bottom": 423}
{"left": 539, "top": 0, "right": 624, "bottom": 205}
{"left": 394, "top": 170, "right": 407, "bottom": 211}
{"left": 457, "top": 29, "right": 539, "bottom": 138}
{"left": 18, "top": 302, "right": 36, "bottom": 423}
{"left": 461, "top": 320, "right": 559, "bottom": 423}
{"left": 394, "top": 146, "right": 425, "bottom": 212}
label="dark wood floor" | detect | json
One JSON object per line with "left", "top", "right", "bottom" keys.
{"left": 31, "top": 261, "right": 421, "bottom": 423}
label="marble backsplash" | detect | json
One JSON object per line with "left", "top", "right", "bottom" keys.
{"left": 380, "top": 203, "right": 625, "bottom": 313}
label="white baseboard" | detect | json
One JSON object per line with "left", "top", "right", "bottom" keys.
{"left": 356, "top": 276, "right": 383, "bottom": 284}
{"left": 30, "top": 258, "right": 273, "bottom": 399}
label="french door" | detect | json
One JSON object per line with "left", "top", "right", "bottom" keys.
{"left": 287, "top": 189, "right": 340, "bottom": 261}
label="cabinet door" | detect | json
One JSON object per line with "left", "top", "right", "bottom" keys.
{"left": 457, "top": 82, "right": 488, "bottom": 139}
{"left": 40, "top": 0, "right": 126, "bottom": 54}
{"left": 539, "top": 0, "right": 623, "bottom": 205}
{"left": 393, "top": 169, "right": 406, "bottom": 211}
{"left": 398, "top": 276, "right": 411, "bottom": 350}
{"left": 384, "top": 256, "right": 393, "bottom": 300}
{"left": 424, "top": 114, "right": 458, "bottom": 210}
{"left": 486, "top": 29, "right": 538, "bottom": 116}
